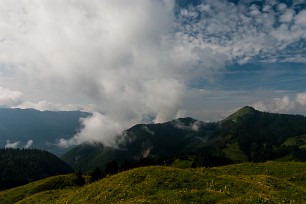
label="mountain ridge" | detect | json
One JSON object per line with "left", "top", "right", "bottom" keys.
{"left": 62, "top": 106, "right": 306, "bottom": 171}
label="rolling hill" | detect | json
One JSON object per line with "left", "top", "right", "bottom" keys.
{"left": 1, "top": 162, "right": 306, "bottom": 203}
{"left": 0, "top": 173, "right": 82, "bottom": 204}
{"left": 62, "top": 106, "right": 306, "bottom": 171}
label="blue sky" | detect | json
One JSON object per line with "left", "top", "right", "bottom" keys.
{"left": 192, "top": 62, "right": 306, "bottom": 91}
{"left": 0, "top": 0, "right": 306, "bottom": 146}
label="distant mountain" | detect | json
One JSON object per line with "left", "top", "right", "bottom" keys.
{"left": 0, "top": 148, "right": 73, "bottom": 190}
{"left": 62, "top": 106, "right": 306, "bottom": 171}
{"left": 0, "top": 108, "right": 90, "bottom": 155}
{"left": 62, "top": 117, "right": 212, "bottom": 171}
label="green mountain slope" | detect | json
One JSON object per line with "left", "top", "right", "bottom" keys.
{"left": 0, "top": 174, "right": 81, "bottom": 204}
{"left": 223, "top": 106, "right": 257, "bottom": 122}
{"left": 0, "top": 148, "right": 73, "bottom": 190}
{"left": 0, "top": 108, "right": 90, "bottom": 155}
{"left": 220, "top": 107, "right": 306, "bottom": 161}
{"left": 5, "top": 162, "right": 306, "bottom": 203}
{"left": 62, "top": 106, "right": 306, "bottom": 171}
{"left": 62, "top": 117, "right": 216, "bottom": 171}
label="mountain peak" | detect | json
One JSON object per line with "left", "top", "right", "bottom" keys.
{"left": 224, "top": 106, "right": 257, "bottom": 122}
{"left": 238, "top": 106, "right": 256, "bottom": 113}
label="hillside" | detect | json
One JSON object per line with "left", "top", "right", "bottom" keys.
{"left": 0, "top": 108, "right": 90, "bottom": 155}
{"left": 0, "top": 174, "right": 83, "bottom": 204}
{"left": 62, "top": 117, "right": 215, "bottom": 171}
{"left": 2, "top": 162, "right": 306, "bottom": 203}
{"left": 62, "top": 106, "right": 306, "bottom": 171}
{"left": 220, "top": 106, "right": 306, "bottom": 161}
{"left": 0, "top": 148, "right": 73, "bottom": 190}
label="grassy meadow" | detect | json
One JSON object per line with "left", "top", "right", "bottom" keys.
{"left": 1, "top": 162, "right": 306, "bottom": 203}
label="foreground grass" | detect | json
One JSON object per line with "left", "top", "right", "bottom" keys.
{"left": 0, "top": 174, "right": 79, "bottom": 204}
{"left": 2, "top": 162, "right": 306, "bottom": 203}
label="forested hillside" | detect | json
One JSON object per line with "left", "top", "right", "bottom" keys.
{"left": 220, "top": 106, "right": 306, "bottom": 162}
{"left": 62, "top": 106, "right": 306, "bottom": 171}
{"left": 0, "top": 148, "right": 73, "bottom": 190}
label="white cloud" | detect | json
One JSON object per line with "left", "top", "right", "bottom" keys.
{"left": 176, "top": 0, "right": 306, "bottom": 63}
{"left": 173, "top": 119, "right": 203, "bottom": 132}
{"left": 279, "top": 9, "right": 294, "bottom": 23}
{"left": 295, "top": 10, "right": 306, "bottom": 28}
{"left": 58, "top": 112, "right": 123, "bottom": 147}
{"left": 5, "top": 140, "right": 20, "bottom": 149}
{"left": 254, "top": 96, "right": 295, "bottom": 113}
{"left": 24, "top": 140, "right": 33, "bottom": 149}
{"left": 0, "top": 1, "right": 174, "bottom": 146}
{"left": 253, "top": 92, "right": 306, "bottom": 115}
{"left": 0, "top": 0, "right": 230, "bottom": 147}
{"left": 16, "top": 101, "right": 98, "bottom": 112}
{"left": 277, "top": 3, "right": 287, "bottom": 12}
{"left": 0, "top": 87, "right": 23, "bottom": 108}
{"left": 5, "top": 139, "right": 34, "bottom": 149}
{"left": 296, "top": 93, "right": 306, "bottom": 106}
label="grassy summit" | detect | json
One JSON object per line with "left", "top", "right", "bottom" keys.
{"left": 2, "top": 161, "right": 306, "bottom": 203}
{"left": 223, "top": 106, "right": 257, "bottom": 122}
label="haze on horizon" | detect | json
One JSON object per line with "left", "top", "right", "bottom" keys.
{"left": 0, "top": 0, "right": 306, "bottom": 147}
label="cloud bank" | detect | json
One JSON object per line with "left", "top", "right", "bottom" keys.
{"left": 176, "top": 0, "right": 306, "bottom": 63}
{"left": 16, "top": 100, "right": 98, "bottom": 112}
{"left": 4, "top": 139, "right": 33, "bottom": 149}
{"left": 0, "top": 87, "right": 23, "bottom": 108}
{"left": 254, "top": 92, "right": 306, "bottom": 114}
{"left": 5, "top": 140, "right": 21, "bottom": 149}
{"left": 0, "top": 0, "right": 305, "bottom": 147}
{"left": 0, "top": 0, "right": 227, "bottom": 147}
{"left": 24, "top": 140, "right": 34, "bottom": 149}
{"left": 58, "top": 112, "right": 122, "bottom": 148}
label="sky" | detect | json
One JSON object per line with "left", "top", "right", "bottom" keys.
{"left": 0, "top": 0, "right": 306, "bottom": 147}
